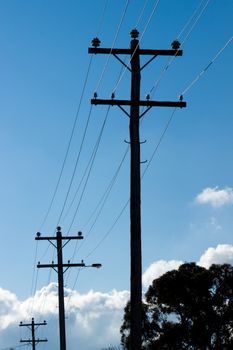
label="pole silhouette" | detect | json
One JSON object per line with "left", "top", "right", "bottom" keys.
{"left": 88, "top": 29, "right": 186, "bottom": 350}
{"left": 19, "top": 318, "right": 47, "bottom": 350}
{"left": 36, "top": 226, "right": 101, "bottom": 350}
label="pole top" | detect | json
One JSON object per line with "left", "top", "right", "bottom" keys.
{"left": 91, "top": 37, "right": 101, "bottom": 47}
{"left": 130, "top": 28, "right": 139, "bottom": 39}
{"left": 171, "top": 40, "right": 181, "bottom": 50}
{"left": 57, "top": 226, "right": 61, "bottom": 232}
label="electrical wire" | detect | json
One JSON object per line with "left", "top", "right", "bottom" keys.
{"left": 149, "top": 0, "right": 211, "bottom": 96}
{"left": 112, "top": 0, "right": 161, "bottom": 93}
{"left": 94, "top": 0, "right": 130, "bottom": 92}
{"left": 142, "top": 108, "right": 177, "bottom": 178}
{"left": 39, "top": 55, "right": 94, "bottom": 231}
{"left": 67, "top": 106, "right": 111, "bottom": 233}
{"left": 65, "top": 0, "right": 161, "bottom": 253}
{"left": 27, "top": 1, "right": 111, "bottom": 332}
{"left": 177, "top": 0, "right": 207, "bottom": 40}
{"left": 82, "top": 146, "right": 129, "bottom": 233}
{"left": 66, "top": 0, "right": 161, "bottom": 263}
{"left": 85, "top": 199, "right": 129, "bottom": 259}
{"left": 60, "top": 63, "right": 124, "bottom": 224}
{"left": 82, "top": 33, "right": 232, "bottom": 258}
{"left": 135, "top": 0, "right": 150, "bottom": 28}
{"left": 29, "top": 240, "right": 39, "bottom": 316}
{"left": 181, "top": 35, "right": 233, "bottom": 96}
{"left": 64, "top": 145, "right": 129, "bottom": 271}
{"left": 96, "top": 0, "right": 109, "bottom": 38}
{"left": 58, "top": 0, "right": 130, "bottom": 230}
{"left": 56, "top": 105, "right": 94, "bottom": 225}
{"left": 63, "top": 106, "right": 112, "bottom": 287}
{"left": 0, "top": 346, "right": 28, "bottom": 350}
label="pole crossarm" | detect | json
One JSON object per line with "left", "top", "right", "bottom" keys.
{"left": 20, "top": 340, "right": 48, "bottom": 343}
{"left": 37, "top": 262, "right": 85, "bottom": 269}
{"left": 35, "top": 235, "right": 83, "bottom": 241}
{"left": 91, "top": 98, "right": 186, "bottom": 108}
{"left": 19, "top": 322, "right": 47, "bottom": 327}
{"left": 88, "top": 47, "right": 183, "bottom": 56}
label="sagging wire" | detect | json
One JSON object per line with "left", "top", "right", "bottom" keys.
{"left": 94, "top": 0, "right": 130, "bottom": 92}
{"left": 67, "top": 106, "right": 111, "bottom": 234}
{"left": 83, "top": 33, "right": 232, "bottom": 259}
{"left": 149, "top": 0, "right": 211, "bottom": 97}
{"left": 112, "top": 0, "right": 161, "bottom": 94}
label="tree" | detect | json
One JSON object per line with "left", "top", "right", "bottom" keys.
{"left": 120, "top": 263, "right": 233, "bottom": 349}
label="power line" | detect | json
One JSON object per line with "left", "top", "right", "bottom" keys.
{"left": 85, "top": 199, "right": 129, "bottom": 260}
{"left": 83, "top": 147, "right": 128, "bottom": 233}
{"left": 39, "top": 56, "right": 94, "bottom": 231}
{"left": 135, "top": 0, "right": 150, "bottom": 28}
{"left": 89, "top": 30, "right": 186, "bottom": 350}
{"left": 96, "top": 0, "right": 109, "bottom": 38}
{"left": 78, "top": 0, "right": 216, "bottom": 258}
{"left": 61, "top": 106, "right": 110, "bottom": 229}
{"left": 83, "top": 33, "right": 232, "bottom": 260}
{"left": 56, "top": 105, "right": 94, "bottom": 225}
{"left": 70, "top": 0, "right": 162, "bottom": 257}
{"left": 149, "top": 0, "right": 211, "bottom": 96}
{"left": 176, "top": 0, "right": 208, "bottom": 40}
{"left": 0, "top": 345, "right": 29, "bottom": 350}
{"left": 65, "top": 146, "right": 129, "bottom": 269}
{"left": 58, "top": 0, "right": 130, "bottom": 232}
{"left": 94, "top": 0, "right": 130, "bottom": 92}
{"left": 181, "top": 35, "right": 233, "bottom": 96}
{"left": 29, "top": 3, "right": 110, "bottom": 329}
{"left": 112, "top": 0, "right": 161, "bottom": 93}
{"left": 67, "top": 106, "right": 110, "bottom": 233}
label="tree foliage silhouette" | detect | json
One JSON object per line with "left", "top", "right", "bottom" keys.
{"left": 120, "top": 263, "right": 233, "bottom": 349}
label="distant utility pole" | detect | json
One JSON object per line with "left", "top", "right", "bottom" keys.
{"left": 35, "top": 226, "right": 101, "bottom": 350}
{"left": 88, "top": 29, "right": 186, "bottom": 350}
{"left": 19, "top": 318, "right": 47, "bottom": 350}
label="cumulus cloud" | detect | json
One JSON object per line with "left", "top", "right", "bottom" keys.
{"left": 0, "top": 284, "right": 129, "bottom": 350}
{"left": 142, "top": 260, "right": 183, "bottom": 288}
{"left": 142, "top": 245, "right": 233, "bottom": 288}
{"left": 1, "top": 244, "right": 233, "bottom": 350}
{"left": 195, "top": 187, "right": 233, "bottom": 208}
{"left": 198, "top": 244, "right": 233, "bottom": 268}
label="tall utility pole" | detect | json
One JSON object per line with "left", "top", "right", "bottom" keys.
{"left": 19, "top": 318, "right": 47, "bottom": 350}
{"left": 35, "top": 226, "right": 101, "bottom": 350}
{"left": 88, "top": 29, "right": 186, "bottom": 350}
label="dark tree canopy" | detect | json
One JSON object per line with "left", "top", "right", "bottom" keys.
{"left": 120, "top": 263, "right": 233, "bottom": 349}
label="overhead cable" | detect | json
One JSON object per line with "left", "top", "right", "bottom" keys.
{"left": 135, "top": 0, "right": 150, "bottom": 28}
{"left": 94, "top": 0, "right": 130, "bottom": 92}
{"left": 182, "top": 35, "right": 233, "bottom": 96}
{"left": 56, "top": 105, "right": 94, "bottom": 225}
{"left": 149, "top": 0, "right": 211, "bottom": 96}
{"left": 112, "top": 0, "right": 161, "bottom": 93}
{"left": 67, "top": 106, "right": 111, "bottom": 233}
{"left": 39, "top": 55, "right": 94, "bottom": 231}
{"left": 84, "top": 34, "right": 232, "bottom": 258}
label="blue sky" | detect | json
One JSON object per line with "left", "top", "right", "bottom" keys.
{"left": 0, "top": 1, "right": 233, "bottom": 349}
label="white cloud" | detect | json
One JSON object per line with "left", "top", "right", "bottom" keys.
{"left": 0, "top": 284, "right": 129, "bottom": 350}
{"left": 1, "top": 244, "right": 233, "bottom": 350}
{"left": 198, "top": 244, "right": 233, "bottom": 268}
{"left": 142, "top": 260, "right": 183, "bottom": 289}
{"left": 195, "top": 187, "right": 233, "bottom": 208}
{"left": 142, "top": 244, "right": 233, "bottom": 288}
